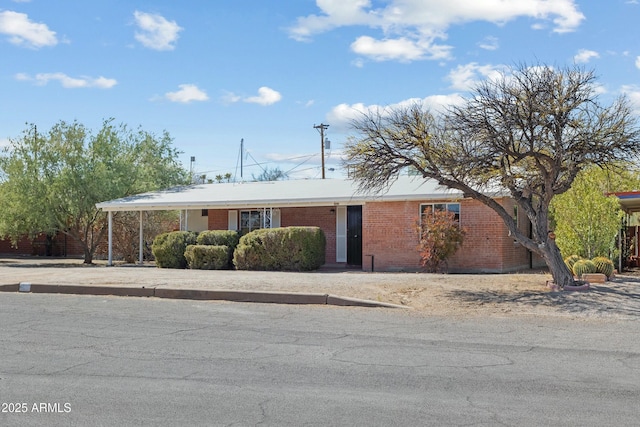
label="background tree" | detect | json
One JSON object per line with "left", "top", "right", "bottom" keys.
{"left": 0, "top": 119, "right": 189, "bottom": 263}
{"left": 103, "top": 210, "right": 180, "bottom": 264}
{"left": 551, "top": 164, "right": 640, "bottom": 260}
{"left": 344, "top": 64, "right": 640, "bottom": 288}
{"left": 252, "top": 166, "right": 288, "bottom": 182}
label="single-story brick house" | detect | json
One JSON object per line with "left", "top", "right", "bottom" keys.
{"left": 96, "top": 175, "right": 545, "bottom": 273}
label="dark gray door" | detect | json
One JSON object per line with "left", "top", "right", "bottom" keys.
{"left": 347, "top": 206, "right": 362, "bottom": 266}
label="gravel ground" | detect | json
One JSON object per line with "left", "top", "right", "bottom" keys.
{"left": 1, "top": 256, "right": 639, "bottom": 320}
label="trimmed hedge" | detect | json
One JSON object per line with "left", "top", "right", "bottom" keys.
{"left": 197, "top": 230, "right": 239, "bottom": 248}
{"left": 185, "top": 245, "right": 229, "bottom": 270}
{"left": 151, "top": 231, "right": 197, "bottom": 269}
{"left": 233, "top": 226, "right": 325, "bottom": 271}
{"left": 196, "top": 230, "right": 239, "bottom": 268}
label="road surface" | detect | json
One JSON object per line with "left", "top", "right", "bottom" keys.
{"left": 1, "top": 293, "right": 639, "bottom": 426}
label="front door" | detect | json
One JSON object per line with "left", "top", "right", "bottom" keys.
{"left": 347, "top": 205, "right": 362, "bottom": 266}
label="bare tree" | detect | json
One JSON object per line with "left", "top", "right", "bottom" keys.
{"left": 252, "top": 166, "right": 288, "bottom": 182}
{"left": 344, "top": 64, "right": 640, "bottom": 288}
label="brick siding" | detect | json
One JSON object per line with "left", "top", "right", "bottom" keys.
{"left": 205, "top": 199, "right": 539, "bottom": 273}
{"left": 363, "top": 198, "right": 535, "bottom": 272}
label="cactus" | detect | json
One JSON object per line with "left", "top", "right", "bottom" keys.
{"left": 572, "top": 259, "right": 597, "bottom": 278}
{"left": 592, "top": 256, "right": 614, "bottom": 278}
{"left": 564, "top": 255, "right": 582, "bottom": 275}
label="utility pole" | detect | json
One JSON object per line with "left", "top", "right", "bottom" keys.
{"left": 314, "top": 123, "right": 329, "bottom": 179}
{"left": 240, "top": 138, "right": 244, "bottom": 179}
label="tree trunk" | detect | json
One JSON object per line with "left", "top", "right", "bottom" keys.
{"left": 541, "top": 240, "right": 575, "bottom": 288}
{"left": 83, "top": 245, "right": 93, "bottom": 264}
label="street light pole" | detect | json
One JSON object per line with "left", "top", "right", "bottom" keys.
{"left": 314, "top": 123, "right": 329, "bottom": 179}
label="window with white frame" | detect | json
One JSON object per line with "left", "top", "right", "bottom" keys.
{"left": 240, "top": 210, "right": 266, "bottom": 234}
{"left": 420, "top": 203, "right": 461, "bottom": 222}
{"left": 238, "top": 209, "right": 280, "bottom": 234}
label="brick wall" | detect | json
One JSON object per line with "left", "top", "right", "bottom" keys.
{"left": 280, "top": 207, "right": 337, "bottom": 264}
{"left": 362, "top": 201, "right": 420, "bottom": 271}
{"left": 0, "top": 235, "right": 38, "bottom": 255}
{"left": 0, "top": 232, "right": 86, "bottom": 257}
{"left": 363, "top": 198, "right": 536, "bottom": 273}
{"left": 208, "top": 207, "right": 338, "bottom": 263}
{"left": 203, "top": 199, "right": 538, "bottom": 273}
{"left": 207, "top": 210, "right": 229, "bottom": 230}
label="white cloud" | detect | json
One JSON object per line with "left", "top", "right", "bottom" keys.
{"left": 245, "top": 87, "right": 282, "bottom": 105}
{"left": 289, "top": 0, "right": 584, "bottom": 62}
{"left": 327, "top": 94, "right": 464, "bottom": 132}
{"left": 0, "top": 10, "right": 57, "bottom": 48}
{"left": 446, "top": 63, "right": 505, "bottom": 91}
{"left": 16, "top": 72, "right": 117, "bottom": 88}
{"left": 478, "top": 36, "right": 499, "bottom": 51}
{"left": 224, "top": 87, "right": 282, "bottom": 106}
{"left": 220, "top": 91, "right": 242, "bottom": 105}
{"left": 164, "top": 84, "right": 209, "bottom": 103}
{"left": 621, "top": 85, "right": 640, "bottom": 114}
{"left": 574, "top": 49, "right": 599, "bottom": 63}
{"left": 351, "top": 36, "right": 451, "bottom": 62}
{"left": 636, "top": 56, "right": 640, "bottom": 70}
{"left": 133, "top": 11, "right": 182, "bottom": 51}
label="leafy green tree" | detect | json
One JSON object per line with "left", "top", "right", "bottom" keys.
{"left": 0, "top": 119, "right": 188, "bottom": 263}
{"left": 344, "top": 63, "right": 640, "bottom": 288}
{"left": 551, "top": 165, "right": 640, "bottom": 259}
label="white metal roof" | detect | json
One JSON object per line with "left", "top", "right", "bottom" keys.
{"left": 96, "top": 175, "right": 466, "bottom": 212}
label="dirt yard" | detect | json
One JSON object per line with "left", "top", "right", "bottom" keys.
{"left": 1, "top": 257, "right": 639, "bottom": 320}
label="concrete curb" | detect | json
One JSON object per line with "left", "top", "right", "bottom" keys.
{"left": 0, "top": 283, "right": 408, "bottom": 309}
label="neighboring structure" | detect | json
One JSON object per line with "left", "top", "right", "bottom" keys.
{"left": 96, "top": 175, "right": 544, "bottom": 273}
{"left": 0, "top": 232, "right": 85, "bottom": 257}
{"left": 613, "top": 191, "right": 640, "bottom": 270}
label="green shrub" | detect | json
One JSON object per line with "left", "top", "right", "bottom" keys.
{"left": 592, "top": 256, "right": 614, "bottom": 278}
{"left": 233, "top": 226, "right": 325, "bottom": 271}
{"left": 185, "top": 245, "right": 229, "bottom": 270}
{"left": 151, "top": 231, "right": 197, "bottom": 269}
{"left": 197, "top": 230, "right": 239, "bottom": 248}
{"left": 196, "top": 230, "right": 239, "bottom": 268}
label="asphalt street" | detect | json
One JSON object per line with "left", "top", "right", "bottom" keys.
{"left": 1, "top": 293, "right": 639, "bottom": 426}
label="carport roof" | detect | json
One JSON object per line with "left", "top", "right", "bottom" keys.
{"left": 96, "top": 175, "right": 476, "bottom": 212}
{"left": 615, "top": 191, "right": 640, "bottom": 213}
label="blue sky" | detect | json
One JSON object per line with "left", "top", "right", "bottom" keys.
{"left": 1, "top": 0, "right": 640, "bottom": 181}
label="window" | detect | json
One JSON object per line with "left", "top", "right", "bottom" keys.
{"left": 420, "top": 203, "right": 461, "bottom": 222}
{"left": 240, "top": 210, "right": 273, "bottom": 234}
{"left": 201, "top": 209, "right": 208, "bottom": 217}
{"left": 240, "top": 210, "right": 263, "bottom": 234}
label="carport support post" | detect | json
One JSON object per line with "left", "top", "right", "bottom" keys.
{"left": 108, "top": 211, "right": 113, "bottom": 266}
{"left": 139, "top": 211, "right": 144, "bottom": 265}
